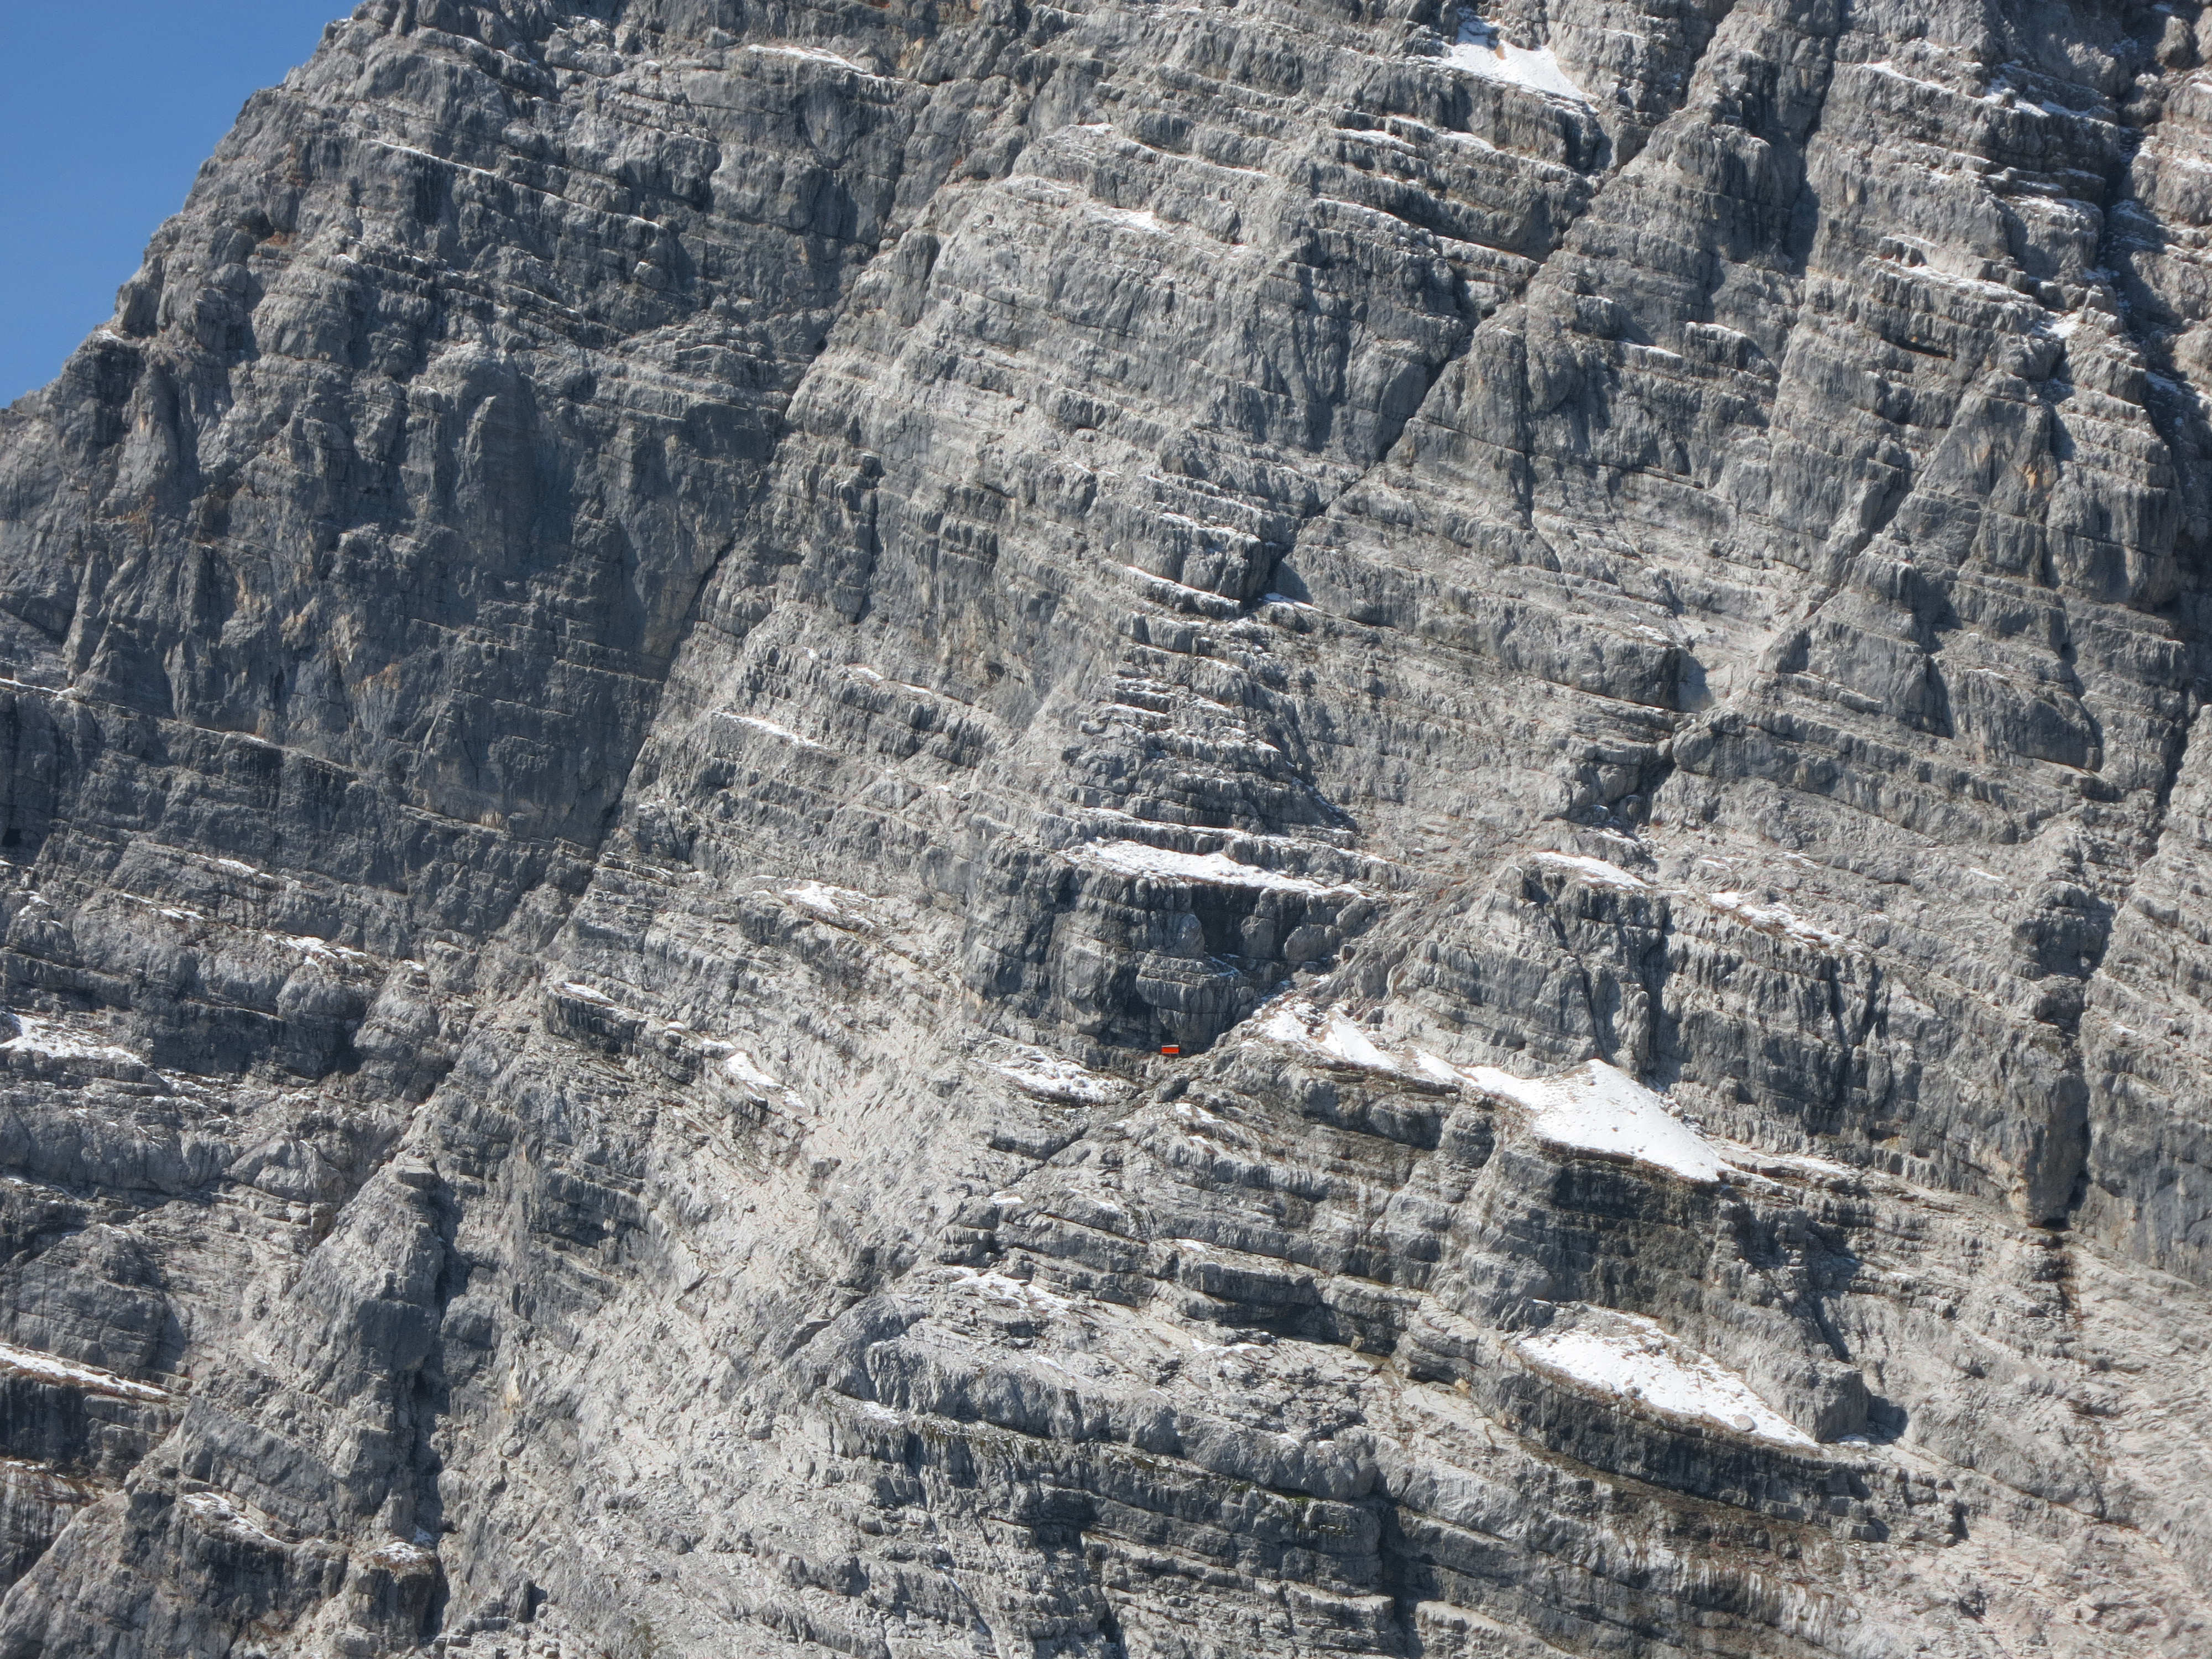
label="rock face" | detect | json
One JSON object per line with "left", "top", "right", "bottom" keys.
{"left": 3, "top": 0, "right": 2212, "bottom": 1652}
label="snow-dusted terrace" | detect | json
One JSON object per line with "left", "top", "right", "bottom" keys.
{"left": 1442, "top": 16, "right": 1588, "bottom": 104}
{"left": 0, "top": 1339, "right": 170, "bottom": 1403}
{"left": 1516, "top": 1311, "right": 1815, "bottom": 1448}
{"left": 1465, "top": 1059, "right": 1728, "bottom": 1185}
{"left": 1068, "top": 841, "right": 1358, "bottom": 896}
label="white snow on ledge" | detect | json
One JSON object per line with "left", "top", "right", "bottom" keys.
{"left": 0, "top": 1339, "right": 169, "bottom": 1402}
{"left": 1516, "top": 1311, "right": 1815, "bottom": 1448}
{"left": 1467, "top": 1059, "right": 1727, "bottom": 1184}
{"left": 1442, "top": 17, "right": 1588, "bottom": 104}
{"left": 938, "top": 1265, "right": 1077, "bottom": 1316}
{"left": 1534, "top": 852, "right": 1650, "bottom": 891}
{"left": 718, "top": 712, "right": 826, "bottom": 751}
{"left": 1069, "top": 841, "right": 1354, "bottom": 896}
{"left": 745, "top": 43, "right": 882, "bottom": 76}
{"left": 1089, "top": 203, "right": 1172, "bottom": 236}
{"left": 785, "top": 881, "right": 864, "bottom": 920}
{"left": 1258, "top": 1002, "right": 1397, "bottom": 1070}
{"left": 994, "top": 1050, "right": 1129, "bottom": 1105}
{"left": 1239, "top": 1006, "right": 1749, "bottom": 1189}
{"left": 1706, "top": 890, "right": 1849, "bottom": 952}
{"left": 363, "top": 1537, "right": 438, "bottom": 1572}
{"left": 0, "top": 1015, "right": 143, "bottom": 1070}
{"left": 180, "top": 1490, "right": 286, "bottom": 1548}
{"left": 723, "top": 1049, "right": 782, "bottom": 1094}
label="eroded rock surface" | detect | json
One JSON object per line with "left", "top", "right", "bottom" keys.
{"left": 2, "top": 0, "right": 2211, "bottom": 1653}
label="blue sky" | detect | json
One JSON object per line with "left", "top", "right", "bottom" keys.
{"left": 1, "top": 2, "right": 346, "bottom": 403}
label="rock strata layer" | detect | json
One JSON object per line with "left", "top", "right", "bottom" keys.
{"left": 3, "top": 0, "right": 2212, "bottom": 1654}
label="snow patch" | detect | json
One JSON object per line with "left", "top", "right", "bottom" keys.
{"left": 994, "top": 1050, "right": 1128, "bottom": 1105}
{"left": 1979, "top": 75, "right": 2057, "bottom": 117}
{"left": 1746, "top": 1148, "right": 1863, "bottom": 1181}
{"left": 1467, "top": 1059, "right": 1726, "bottom": 1184}
{"left": 0, "top": 1015, "right": 142, "bottom": 1071}
{"left": 119, "top": 893, "right": 205, "bottom": 922}
{"left": 1856, "top": 59, "right": 1948, "bottom": 94}
{"left": 785, "top": 881, "right": 858, "bottom": 920}
{"left": 1443, "top": 16, "right": 1587, "bottom": 103}
{"left": 0, "top": 1339, "right": 169, "bottom": 1402}
{"left": 718, "top": 712, "right": 825, "bottom": 750}
{"left": 1260, "top": 1003, "right": 1399, "bottom": 1071}
{"left": 1170, "top": 1098, "right": 1237, "bottom": 1145}
{"left": 180, "top": 1490, "right": 286, "bottom": 1548}
{"left": 941, "top": 1266, "right": 1076, "bottom": 1314}
{"left": 363, "top": 1537, "right": 438, "bottom": 1571}
{"left": 1245, "top": 1022, "right": 1754, "bottom": 1188}
{"left": 723, "top": 1050, "right": 781, "bottom": 1094}
{"left": 1343, "top": 126, "right": 1418, "bottom": 153}
{"left": 1156, "top": 508, "right": 1257, "bottom": 542}
{"left": 846, "top": 664, "right": 938, "bottom": 699}
{"left": 364, "top": 138, "right": 507, "bottom": 190}
{"left": 1707, "top": 891, "right": 1849, "bottom": 952}
{"left": 1413, "top": 1049, "right": 1464, "bottom": 1084}
{"left": 267, "top": 933, "right": 376, "bottom": 968}
{"left": 1090, "top": 204, "right": 1171, "bottom": 236}
{"left": 745, "top": 43, "right": 879, "bottom": 75}
{"left": 1072, "top": 841, "right": 1352, "bottom": 895}
{"left": 1534, "top": 852, "right": 1649, "bottom": 892}
{"left": 1515, "top": 1311, "right": 1815, "bottom": 1447}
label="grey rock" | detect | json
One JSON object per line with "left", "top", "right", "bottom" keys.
{"left": 1, "top": 0, "right": 2211, "bottom": 1655}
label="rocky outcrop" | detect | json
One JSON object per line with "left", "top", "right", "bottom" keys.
{"left": 2, "top": 0, "right": 2211, "bottom": 1653}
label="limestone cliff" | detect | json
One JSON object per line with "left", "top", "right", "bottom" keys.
{"left": 2, "top": 1, "right": 2211, "bottom": 1654}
